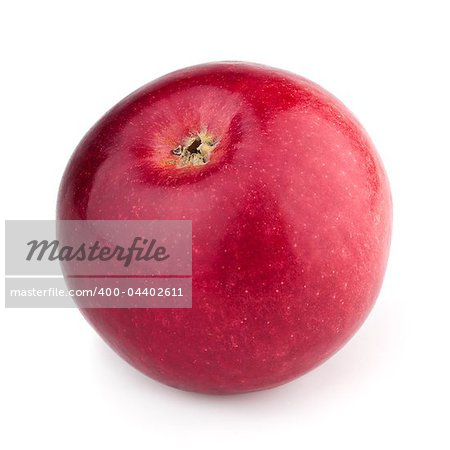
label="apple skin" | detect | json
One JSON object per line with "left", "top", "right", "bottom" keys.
{"left": 57, "top": 62, "right": 392, "bottom": 394}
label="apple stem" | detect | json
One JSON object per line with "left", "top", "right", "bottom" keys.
{"left": 170, "top": 131, "right": 217, "bottom": 168}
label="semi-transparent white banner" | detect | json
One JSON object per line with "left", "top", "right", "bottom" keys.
{"left": 5, "top": 220, "right": 192, "bottom": 308}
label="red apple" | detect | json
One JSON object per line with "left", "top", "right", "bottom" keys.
{"left": 57, "top": 62, "right": 392, "bottom": 394}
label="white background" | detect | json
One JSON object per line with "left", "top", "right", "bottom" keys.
{"left": 1, "top": 1, "right": 449, "bottom": 448}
